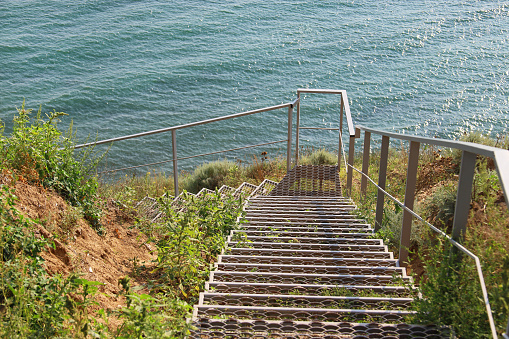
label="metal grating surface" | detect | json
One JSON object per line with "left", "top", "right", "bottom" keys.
{"left": 190, "top": 319, "right": 452, "bottom": 338}
{"left": 134, "top": 196, "right": 160, "bottom": 220}
{"left": 234, "top": 182, "right": 259, "bottom": 199}
{"left": 201, "top": 293, "right": 414, "bottom": 310}
{"left": 270, "top": 165, "right": 342, "bottom": 197}
{"left": 134, "top": 180, "right": 277, "bottom": 222}
{"left": 188, "top": 168, "right": 449, "bottom": 337}
{"left": 206, "top": 282, "right": 414, "bottom": 297}
{"left": 218, "top": 185, "right": 236, "bottom": 197}
{"left": 250, "top": 179, "right": 279, "bottom": 197}
{"left": 197, "top": 188, "right": 215, "bottom": 197}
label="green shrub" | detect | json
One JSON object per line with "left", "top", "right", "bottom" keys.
{"left": 0, "top": 185, "right": 100, "bottom": 338}
{"left": 153, "top": 190, "right": 244, "bottom": 302}
{"left": 300, "top": 149, "right": 337, "bottom": 165}
{"left": 412, "top": 239, "right": 508, "bottom": 337}
{"left": 110, "top": 292, "right": 192, "bottom": 338}
{"left": 375, "top": 201, "right": 429, "bottom": 251}
{"left": 0, "top": 101, "right": 105, "bottom": 233}
{"left": 422, "top": 182, "right": 457, "bottom": 233}
{"left": 452, "top": 132, "right": 496, "bottom": 166}
{"left": 180, "top": 160, "right": 237, "bottom": 193}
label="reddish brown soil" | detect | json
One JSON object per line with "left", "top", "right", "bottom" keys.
{"left": 11, "top": 179, "right": 156, "bottom": 316}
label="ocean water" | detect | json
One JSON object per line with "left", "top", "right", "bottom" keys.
{"left": 1, "top": 1, "right": 508, "bottom": 173}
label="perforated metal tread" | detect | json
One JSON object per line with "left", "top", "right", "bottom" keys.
{"left": 234, "top": 230, "right": 374, "bottom": 238}
{"left": 237, "top": 236, "right": 383, "bottom": 245}
{"left": 190, "top": 318, "right": 452, "bottom": 338}
{"left": 200, "top": 293, "right": 414, "bottom": 309}
{"left": 269, "top": 165, "right": 342, "bottom": 197}
{"left": 191, "top": 169, "right": 449, "bottom": 337}
{"left": 205, "top": 281, "right": 414, "bottom": 297}
{"left": 218, "top": 255, "right": 398, "bottom": 267}
{"left": 215, "top": 263, "right": 405, "bottom": 276}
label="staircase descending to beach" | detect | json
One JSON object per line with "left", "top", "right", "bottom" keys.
{"left": 137, "top": 165, "right": 451, "bottom": 338}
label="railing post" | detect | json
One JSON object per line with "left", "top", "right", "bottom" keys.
{"left": 172, "top": 129, "right": 179, "bottom": 196}
{"left": 346, "top": 128, "right": 359, "bottom": 196}
{"left": 504, "top": 316, "right": 509, "bottom": 339}
{"left": 295, "top": 92, "right": 301, "bottom": 166}
{"left": 375, "top": 135, "right": 390, "bottom": 232}
{"left": 338, "top": 96, "right": 344, "bottom": 169}
{"left": 360, "top": 131, "right": 371, "bottom": 198}
{"left": 452, "top": 151, "right": 476, "bottom": 241}
{"left": 399, "top": 141, "right": 420, "bottom": 266}
{"left": 287, "top": 104, "right": 293, "bottom": 173}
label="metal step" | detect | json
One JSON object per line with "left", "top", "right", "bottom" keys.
{"left": 234, "top": 182, "right": 258, "bottom": 199}
{"left": 242, "top": 220, "right": 371, "bottom": 227}
{"left": 209, "top": 271, "right": 410, "bottom": 286}
{"left": 246, "top": 216, "right": 362, "bottom": 222}
{"left": 190, "top": 318, "right": 452, "bottom": 338}
{"left": 193, "top": 304, "right": 415, "bottom": 323}
{"left": 205, "top": 281, "right": 414, "bottom": 297}
{"left": 226, "top": 247, "right": 393, "bottom": 259}
{"left": 240, "top": 225, "right": 374, "bottom": 233}
{"left": 250, "top": 196, "right": 353, "bottom": 202}
{"left": 228, "top": 241, "right": 387, "bottom": 252}
{"left": 233, "top": 230, "right": 374, "bottom": 238}
{"left": 238, "top": 235, "right": 382, "bottom": 245}
{"left": 200, "top": 292, "right": 414, "bottom": 310}
{"left": 250, "top": 179, "right": 279, "bottom": 197}
{"left": 215, "top": 263, "right": 405, "bottom": 276}
{"left": 245, "top": 209, "right": 356, "bottom": 216}
{"left": 246, "top": 204, "right": 357, "bottom": 211}
{"left": 218, "top": 255, "right": 398, "bottom": 267}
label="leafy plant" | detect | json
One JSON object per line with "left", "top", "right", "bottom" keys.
{"left": 153, "top": 190, "right": 243, "bottom": 302}
{"left": 180, "top": 160, "right": 237, "bottom": 193}
{"left": 300, "top": 149, "right": 337, "bottom": 165}
{"left": 411, "top": 240, "right": 498, "bottom": 338}
{"left": 0, "top": 101, "right": 106, "bottom": 233}
{"left": 422, "top": 182, "right": 457, "bottom": 233}
{"left": 112, "top": 293, "right": 192, "bottom": 339}
{"left": 0, "top": 185, "right": 101, "bottom": 338}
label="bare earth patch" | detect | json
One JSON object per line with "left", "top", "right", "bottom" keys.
{"left": 13, "top": 179, "right": 157, "bottom": 318}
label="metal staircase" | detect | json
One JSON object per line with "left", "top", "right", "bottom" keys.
{"left": 190, "top": 165, "right": 451, "bottom": 338}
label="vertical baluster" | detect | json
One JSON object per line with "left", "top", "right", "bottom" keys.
{"left": 172, "top": 129, "right": 178, "bottom": 196}
{"left": 360, "top": 131, "right": 371, "bottom": 198}
{"left": 295, "top": 92, "right": 301, "bottom": 166}
{"left": 399, "top": 141, "right": 420, "bottom": 266}
{"left": 346, "top": 128, "right": 360, "bottom": 196}
{"left": 375, "top": 135, "right": 390, "bottom": 232}
{"left": 287, "top": 104, "right": 293, "bottom": 173}
{"left": 338, "top": 95, "right": 344, "bottom": 169}
{"left": 452, "top": 150, "right": 476, "bottom": 242}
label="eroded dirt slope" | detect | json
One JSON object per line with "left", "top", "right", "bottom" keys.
{"left": 12, "top": 179, "right": 156, "bottom": 312}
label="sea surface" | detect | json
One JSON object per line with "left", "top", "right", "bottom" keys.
{"left": 1, "top": 1, "right": 508, "bottom": 174}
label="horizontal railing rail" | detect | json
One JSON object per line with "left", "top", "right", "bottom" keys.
{"left": 71, "top": 87, "right": 508, "bottom": 337}
{"left": 74, "top": 98, "right": 299, "bottom": 196}
{"left": 345, "top": 124, "right": 509, "bottom": 339}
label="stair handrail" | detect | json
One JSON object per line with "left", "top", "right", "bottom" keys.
{"left": 345, "top": 124, "right": 509, "bottom": 339}
{"left": 74, "top": 99, "right": 299, "bottom": 196}
{"left": 295, "top": 89, "right": 354, "bottom": 171}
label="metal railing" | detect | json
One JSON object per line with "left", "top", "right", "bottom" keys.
{"left": 294, "top": 89, "right": 355, "bottom": 169}
{"left": 75, "top": 99, "right": 299, "bottom": 196}
{"left": 292, "top": 88, "right": 508, "bottom": 338}
{"left": 74, "top": 88, "right": 509, "bottom": 337}
{"left": 334, "top": 112, "right": 509, "bottom": 338}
